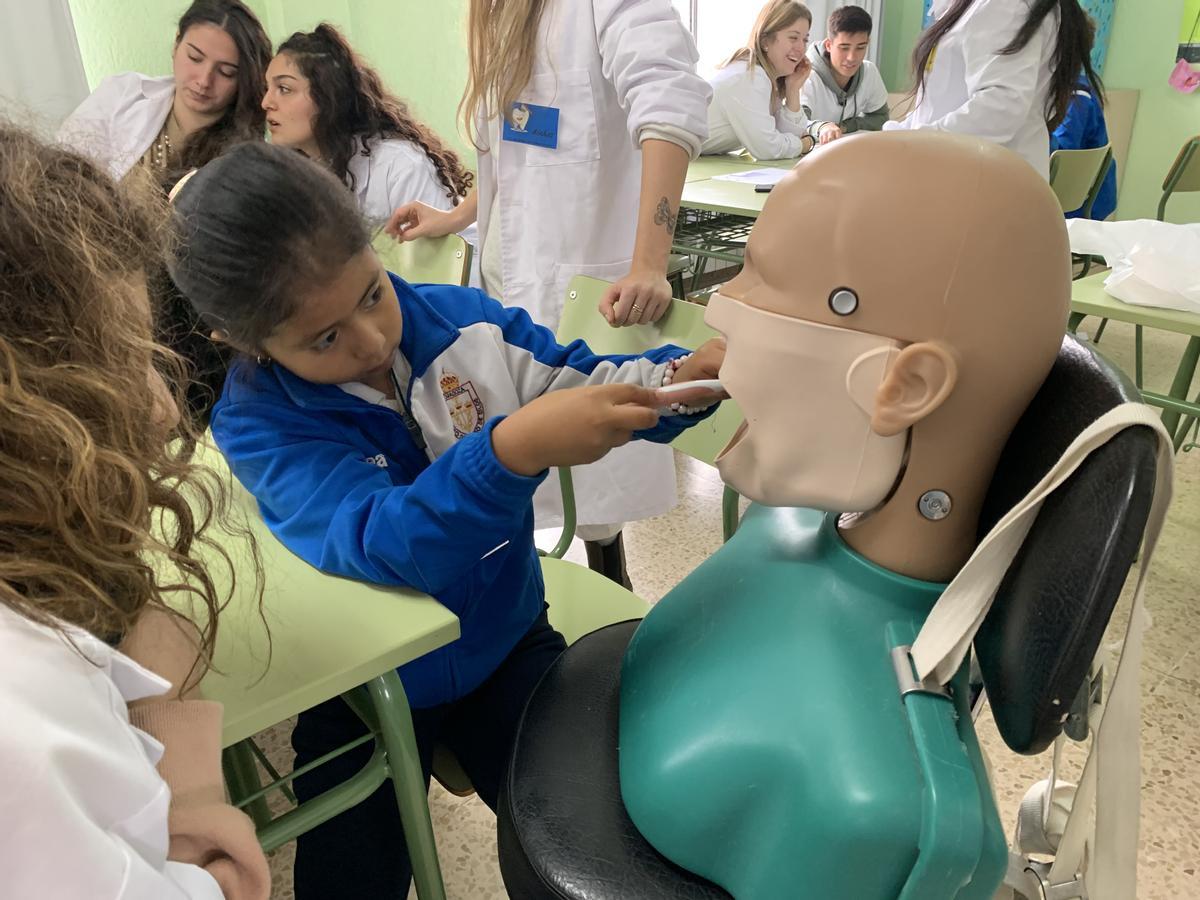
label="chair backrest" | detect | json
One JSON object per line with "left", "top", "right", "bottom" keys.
{"left": 974, "top": 335, "right": 1159, "bottom": 754}
{"left": 557, "top": 276, "right": 742, "bottom": 465}
{"left": 372, "top": 232, "right": 473, "bottom": 287}
{"left": 1049, "top": 144, "right": 1112, "bottom": 214}
{"left": 1159, "top": 136, "right": 1200, "bottom": 220}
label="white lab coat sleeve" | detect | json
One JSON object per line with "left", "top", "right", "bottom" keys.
{"left": 0, "top": 764, "right": 224, "bottom": 900}
{"left": 384, "top": 154, "right": 452, "bottom": 214}
{"left": 593, "top": 0, "right": 711, "bottom": 151}
{"left": 910, "top": 0, "right": 1049, "bottom": 146}
{"left": 57, "top": 73, "right": 127, "bottom": 158}
{"left": 714, "top": 69, "right": 806, "bottom": 160}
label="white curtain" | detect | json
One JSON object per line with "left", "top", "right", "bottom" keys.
{"left": 0, "top": 0, "right": 89, "bottom": 134}
{"left": 812, "top": 1, "right": 886, "bottom": 63}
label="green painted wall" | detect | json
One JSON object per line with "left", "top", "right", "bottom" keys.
{"left": 68, "top": 0, "right": 471, "bottom": 157}
{"left": 1106, "top": 0, "right": 1200, "bottom": 222}
{"left": 880, "top": 0, "right": 925, "bottom": 93}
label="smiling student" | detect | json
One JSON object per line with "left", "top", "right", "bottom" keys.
{"left": 702, "top": 0, "right": 838, "bottom": 159}
{"left": 801, "top": 5, "right": 890, "bottom": 141}
{"left": 59, "top": 0, "right": 270, "bottom": 181}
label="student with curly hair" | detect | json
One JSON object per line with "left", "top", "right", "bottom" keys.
{"left": 262, "top": 23, "right": 473, "bottom": 226}
{"left": 0, "top": 124, "right": 267, "bottom": 899}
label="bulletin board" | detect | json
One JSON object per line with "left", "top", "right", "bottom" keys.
{"left": 921, "top": 0, "right": 1116, "bottom": 74}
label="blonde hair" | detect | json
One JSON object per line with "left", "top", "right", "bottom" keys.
{"left": 722, "top": 0, "right": 813, "bottom": 107}
{"left": 460, "top": 0, "right": 550, "bottom": 150}
{"left": 0, "top": 124, "right": 258, "bottom": 676}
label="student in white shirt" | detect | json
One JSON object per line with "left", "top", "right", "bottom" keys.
{"left": 58, "top": 0, "right": 270, "bottom": 182}
{"left": 801, "top": 5, "right": 891, "bottom": 141}
{"left": 885, "top": 0, "right": 1102, "bottom": 180}
{"left": 262, "top": 23, "right": 472, "bottom": 228}
{"left": 0, "top": 125, "right": 268, "bottom": 900}
{"left": 702, "top": 0, "right": 839, "bottom": 160}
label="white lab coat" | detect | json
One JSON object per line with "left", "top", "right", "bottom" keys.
{"left": 59, "top": 71, "right": 175, "bottom": 180}
{"left": 884, "top": 0, "right": 1058, "bottom": 180}
{"left": 0, "top": 603, "right": 224, "bottom": 899}
{"left": 348, "top": 137, "right": 455, "bottom": 229}
{"left": 702, "top": 59, "right": 820, "bottom": 159}
{"left": 474, "top": 0, "right": 710, "bottom": 528}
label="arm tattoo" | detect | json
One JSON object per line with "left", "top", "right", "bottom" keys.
{"left": 653, "top": 196, "right": 678, "bottom": 233}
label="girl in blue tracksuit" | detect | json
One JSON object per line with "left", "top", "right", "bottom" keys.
{"left": 168, "top": 141, "right": 724, "bottom": 900}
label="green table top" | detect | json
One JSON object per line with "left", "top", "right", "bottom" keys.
{"left": 188, "top": 441, "right": 460, "bottom": 747}
{"left": 680, "top": 177, "right": 775, "bottom": 218}
{"left": 1072, "top": 271, "right": 1200, "bottom": 338}
{"left": 685, "top": 155, "right": 794, "bottom": 182}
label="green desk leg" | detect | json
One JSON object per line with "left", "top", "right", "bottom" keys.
{"left": 223, "top": 740, "right": 272, "bottom": 830}
{"left": 1161, "top": 336, "right": 1200, "bottom": 442}
{"left": 367, "top": 670, "right": 447, "bottom": 900}
{"left": 1067, "top": 312, "right": 1086, "bottom": 334}
{"left": 722, "top": 486, "right": 740, "bottom": 542}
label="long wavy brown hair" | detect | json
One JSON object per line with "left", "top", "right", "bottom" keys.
{"left": 175, "top": 0, "right": 273, "bottom": 171}
{"left": 278, "top": 24, "right": 473, "bottom": 203}
{"left": 0, "top": 124, "right": 256, "bottom": 675}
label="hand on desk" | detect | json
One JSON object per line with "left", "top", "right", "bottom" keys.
{"left": 818, "top": 123, "right": 844, "bottom": 145}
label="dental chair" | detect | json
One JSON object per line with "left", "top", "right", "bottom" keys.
{"left": 495, "top": 334, "right": 1158, "bottom": 900}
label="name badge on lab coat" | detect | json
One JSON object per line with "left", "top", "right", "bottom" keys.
{"left": 502, "top": 102, "right": 559, "bottom": 149}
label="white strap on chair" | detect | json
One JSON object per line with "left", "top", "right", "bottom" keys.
{"left": 909, "top": 402, "right": 1175, "bottom": 900}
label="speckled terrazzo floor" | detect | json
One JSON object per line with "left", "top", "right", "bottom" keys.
{"left": 254, "top": 316, "right": 1199, "bottom": 899}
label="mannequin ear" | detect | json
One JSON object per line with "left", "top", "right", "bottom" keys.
{"left": 871, "top": 341, "right": 958, "bottom": 437}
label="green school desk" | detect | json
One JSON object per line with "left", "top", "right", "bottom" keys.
{"left": 675, "top": 159, "right": 794, "bottom": 271}
{"left": 1070, "top": 271, "right": 1200, "bottom": 448}
{"left": 189, "top": 439, "right": 460, "bottom": 899}
{"left": 684, "top": 154, "right": 791, "bottom": 183}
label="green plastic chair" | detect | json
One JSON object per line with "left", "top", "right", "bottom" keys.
{"left": 1049, "top": 144, "right": 1112, "bottom": 218}
{"left": 1155, "top": 137, "right": 1200, "bottom": 441}
{"left": 1157, "top": 135, "right": 1200, "bottom": 222}
{"left": 372, "top": 232, "right": 473, "bottom": 287}
{"left": 1050, "top": 144, "right": 1112, "bottom": 282}
{"left": 556, "top": 275, "right": 743, "bottom": 540}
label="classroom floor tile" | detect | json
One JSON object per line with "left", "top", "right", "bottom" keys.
{"left": 261, "top": 319, "right": 1200, "bottom": 899}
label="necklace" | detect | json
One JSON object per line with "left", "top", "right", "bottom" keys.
{"left": 149, "top": 111, "right": 180, "bottom": 170}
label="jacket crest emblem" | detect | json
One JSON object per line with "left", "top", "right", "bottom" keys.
{"left": 441, "top": 370, "right": 484, "bottom": 438}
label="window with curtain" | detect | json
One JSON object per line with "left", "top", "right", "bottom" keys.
{"left": 674, "top": 1, "right": 885, "bottom": 73}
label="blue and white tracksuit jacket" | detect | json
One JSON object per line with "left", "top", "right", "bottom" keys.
{"left": 211, "top": 273, "right": 710, "bottom": 708}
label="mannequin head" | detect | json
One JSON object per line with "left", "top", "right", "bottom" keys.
{"left": 710, "top": 130, "right": 1070, "bottom": 580}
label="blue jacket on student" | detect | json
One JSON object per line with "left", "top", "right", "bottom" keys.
{"left": 1051, "top": 79, "right": 1117, "bottom": 221}
{"left": 211, "top": 274, "right": 706, "bottom": 709}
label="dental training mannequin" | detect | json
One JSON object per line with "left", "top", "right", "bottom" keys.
{"left": 619, "top": 129, "right": 1071, "bottom": 898}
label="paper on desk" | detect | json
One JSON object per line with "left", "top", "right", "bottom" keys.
{"left": 1067, "top": 219, "right": 1200, "bottom": 315}
{"left": 711, "top": 167, "right": 791, "bottom": 186}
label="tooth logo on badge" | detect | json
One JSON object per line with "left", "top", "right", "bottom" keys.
{"left": 512, "top": 103, "right": 531, "bottom": 132}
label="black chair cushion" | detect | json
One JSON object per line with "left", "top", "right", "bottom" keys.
{"left": 976, "top": 335, "right": 1159, "bottom": 754}
{"left": 498, "top": 620, "right": 731, "bottom": 900}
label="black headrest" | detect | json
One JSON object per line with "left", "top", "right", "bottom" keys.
{"left": 975, "top": 334, "right": 1158, "bottom": 754}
